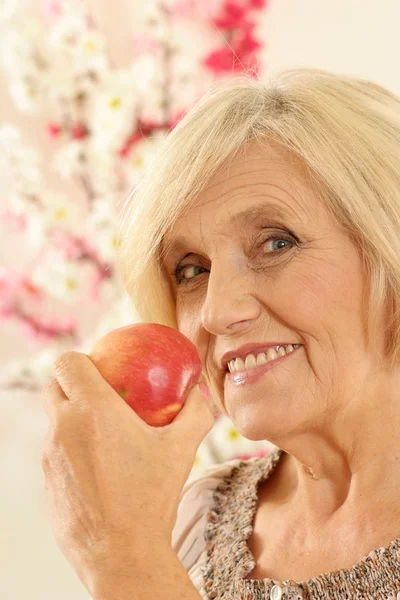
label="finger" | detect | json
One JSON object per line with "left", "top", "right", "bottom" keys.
{"left": 53, "top": 351, "right": 148, "bottom": 429}
{"left": 41, "top": 377, "right": 68, "bottom": 421}
{"left": 54, "top": 351, "right": 123, "bottom": 406}
{"left": 171, "top": 382, "right": 215, "bottom": 441}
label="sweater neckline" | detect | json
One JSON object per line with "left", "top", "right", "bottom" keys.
{"left": 201, "top": 447, "right": 400, "bottom": 599}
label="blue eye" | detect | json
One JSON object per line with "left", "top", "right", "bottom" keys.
{"left": 263, "top": 237, "right": 294, "bottom": 253}
{"left": 172, "top": 235, "right": 295, "bottom": 285}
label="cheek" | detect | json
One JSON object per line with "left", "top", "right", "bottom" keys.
{"left": 275, "top": 249, "right": 366, "bottom": 344}
{"left": 176, "top": 296, "right": 203, "bottom": 346}
{"left": 176, "top": 296, "right": 213, "bottom": 374}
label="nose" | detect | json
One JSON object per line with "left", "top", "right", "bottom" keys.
{"left": 200, "top": 257, "right": 261, "bottom": 335}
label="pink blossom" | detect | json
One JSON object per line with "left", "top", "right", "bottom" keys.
{"left": 117, "top": 131, "right": 143, "bottom": 158}
{"left": 0, "top": 270, "right": 22, "bottom": 312}
{"left": 203, "top": 47, "right": 236, "bottom": 73}
{"left": 20, "top": 277, "right": 42, "bottom": 301}
{"left": 1, "top": 209, "right": 27, "bottom": 232}
{"left": 46, "top": 123, "right": 62, "bottom": 139}
{"left": 236, "top": 28, "right": 262, "bottom": 54}
{"left": 248, "top": 0, "right": 268, "bottom": 8}
{"left": 132, "top": 34, "right": 160, "bottom": 56}
{"left": 173, "top": 0, "right": 218, "bottom": 20}
{"left": 118, "top": 144, "right": 130, "bottom": 159}
{"left": 50, "top": 230, "right": 83, "bottom": 259}
{"left": 0, "top": 271, "right": 41, "bottom": 318}
{"left": 117, "top": 122, "right": 163, "bottom": 158}
{"left": 71, "top": 124, "right": 88, "bottom": 140}
{"left": 203, "top": 24, "right": 263, "bottom": 74}
{"left": 137, "top": 117, "right": 162, "bottom": 135}
{"left": 171, "top": 0, "right": 195, "bottom": 18}
{"left": 88, "top": 270, "right": 106, "bottom": 302}
{"left": 0, "top": 305, "right": 16, "bottom": 319}
{"left": 22, "top": 314, "right": 77, "bottom": 344}
{"left": 42, "top": 0, "right": 62, "bottom": 20}
{"left": 214, "top": 1, "right": 246, "bottom": 29}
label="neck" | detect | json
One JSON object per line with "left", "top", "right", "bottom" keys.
{"left": 276, "top": 368, "right": 400, "bottom": 529}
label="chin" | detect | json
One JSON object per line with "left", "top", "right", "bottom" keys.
{"left": 226, "top": 396, "right": 303, "bottom": 443}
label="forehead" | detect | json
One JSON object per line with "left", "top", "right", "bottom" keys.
{"left": 161, "top": 143, "right": 318, "bottom": 255}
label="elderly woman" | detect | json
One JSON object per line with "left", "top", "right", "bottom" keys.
{"left": 41, "top": 68, "right": 400, "bottom": 600}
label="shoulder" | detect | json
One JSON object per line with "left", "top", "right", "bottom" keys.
{"left": 171, "top": 450, "right": 282, "bottom": 597}
{"left": 171, "top": 456, "right": 261, "bottom": 590}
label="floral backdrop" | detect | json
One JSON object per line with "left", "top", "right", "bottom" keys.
{"left": 0, "top": 0, "right": 274, "bottom": 477}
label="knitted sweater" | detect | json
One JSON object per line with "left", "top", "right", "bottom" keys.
{"left": 171, "top": 448, "right": 400, "bottom": 600}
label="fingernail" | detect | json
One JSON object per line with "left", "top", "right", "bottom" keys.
{"left": 199, "top": 381, "right": 209, "bottom": 400}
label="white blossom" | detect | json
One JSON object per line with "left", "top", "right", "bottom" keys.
{"left": 0, "top": 0, "right": 19, "bottom": 22}
{"left": 0, "top": 123, "right": 20, "bottom": 146}
{"left": 24, "top": 212, "right": 47, "bottom": 247}
{"left": 174, "top": 52, "right": 197, "bottom": 79}
{"left": 0, "top": 359, "right": 36, "bottom": 389}
{"left": 57, "top": 0, "right": 87, "bottom": 20}
{"left": 122, "top": 134, "right": 165, "bottom": 186}
{"left": 48, "top": 14, "right": 86, "bottom": 51}
{"left": 130, "top": 55, "right": 164, "bottom": 96}
{"left": 87, "top": 71, "right": 138, "bottom": 151}
{"left": 88, "top": 227, "right": 119, "bottom": 265}
{"left": 190, "top": 438, "right": 217, "bottom": 475}
{"left": 10, "top": 77, "right": 43, "bottom": 112}
{"left": 40, "top": 190, "right": 86, "bottom": 230}
{"left": 85, "top": 196, "right": 120, "bottom": 263}
{"left": 28, "top": 347, "right": 60, "bottom": 386}
{"left": 52, "top": 140, "right": 85, "bottom": 179}
{"left": 31, "top": 250, "right": 93, "bottom": 303}
{"left": 3, "top": 195, "right": 46, "bottom": 248}
{"left": 43, "top": 57, "right": 85, "bottom": 99}
{"left": 210, "top": 415, "right": 272, "bottom": 463}
{"left": 138, "top": 93, "right": 166, "bottom": 124}
{"left": 85, "top": 143, "right": 122, "bottom": 195}
{"left": 0, "top": 124, "right": 42, "bottom": 192}
{"left": 0, "top": 344, "right": 69, "bottom": 390}
{"left": 86, "top": 196, "right": 117, "bottom": 227}
{"left": 74, "top": 30, "right": 108, "bottom": 74}
{"left": 1, "top": 24, "right": 42, "bottom": 73}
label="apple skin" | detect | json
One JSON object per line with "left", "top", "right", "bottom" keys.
{"left": 89, "top": 323, "right": 203, "bottom": 427}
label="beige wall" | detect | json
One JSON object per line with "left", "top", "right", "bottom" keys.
{"left": 1, "top": 1, "right": 400, "bottom": 598}
{"left": 267, "top": 0, "right": 400, "bottom": 95}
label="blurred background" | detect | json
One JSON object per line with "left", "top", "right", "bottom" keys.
{"left": 0, "top": 0, "right": 399, "bottom": 598}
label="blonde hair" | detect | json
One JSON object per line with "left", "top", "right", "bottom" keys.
{"left": 116, "top": 68, "right": 400, "bottom": 370}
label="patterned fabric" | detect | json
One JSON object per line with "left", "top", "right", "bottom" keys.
{"left": 172, "top": 448, "right": 400, "bottom": 599}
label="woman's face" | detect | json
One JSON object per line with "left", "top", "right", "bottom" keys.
{"left": 162, "top": 142, "right": 381, "bottom": 442}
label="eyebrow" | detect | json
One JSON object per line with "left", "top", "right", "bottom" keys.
{"left": 160, "top": 202, "right": 290, "bottom": 262}
{"left": 229, "top": 203, "right": 288, "bottom": 228}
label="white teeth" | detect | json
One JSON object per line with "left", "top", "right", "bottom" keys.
{"left": 256, "top": 352, "right": 268, "bottom": 366}
{"left": 235, "top": 357, "right": 245, "bottom": 371}
{"left": 244, "top": 354, "right": 257, "bottom": 369}
{"left": 227, "top": 344, "right": 300, "bottom": 374}
{"left": 266, "top": 347, "right": 278, "bottom": 362}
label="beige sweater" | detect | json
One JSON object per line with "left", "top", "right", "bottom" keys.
{"left": 171, "top": 448, "right": 400, "bottom": 600}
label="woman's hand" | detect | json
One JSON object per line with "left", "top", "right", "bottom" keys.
{"left": 40, "top": 351, "right": 214, "bottom": 594}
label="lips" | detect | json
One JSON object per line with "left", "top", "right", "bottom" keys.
{"left": 225, "top": 345, "right": 297, "bottom": 386}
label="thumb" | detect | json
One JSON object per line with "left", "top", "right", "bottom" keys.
{"left": 171, "top": 381, "right": 215, "bottom": 440}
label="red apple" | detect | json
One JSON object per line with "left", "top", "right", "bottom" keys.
{"left": 89, "top": 323, "right": 203, "bottom": 427}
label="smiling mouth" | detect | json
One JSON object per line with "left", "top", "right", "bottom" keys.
{"left": 225, "top": 344, "right": 301, "bottom": 374}
{"left": 225, "top": 344, "right": 302, "bottom": 387}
